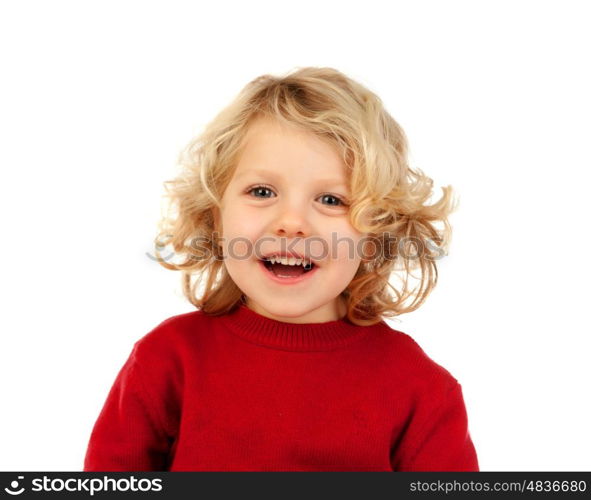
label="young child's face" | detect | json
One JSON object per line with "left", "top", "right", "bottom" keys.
{"left": 214, "top": 117, "right": 366, "bottom": 323}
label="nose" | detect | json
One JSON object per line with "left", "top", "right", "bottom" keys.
{"left": 271, "top": 201, "right": 310, "bottom": 238}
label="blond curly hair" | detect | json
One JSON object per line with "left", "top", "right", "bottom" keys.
{"left": 153, "top": 67, "right": 458, "bottom": 326}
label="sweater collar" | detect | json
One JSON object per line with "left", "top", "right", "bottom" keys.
{"left": 219, "top": 303, "right": 376, "bottom": 352}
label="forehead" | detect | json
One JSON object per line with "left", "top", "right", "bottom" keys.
{"left": 233, "top": 117, "right": 348, "bottom": 183}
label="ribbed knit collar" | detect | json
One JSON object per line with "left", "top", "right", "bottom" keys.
{"left": 219, "top": 303, "right": 375, "bottom": 352}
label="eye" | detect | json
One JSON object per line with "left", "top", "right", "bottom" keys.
{"left": 247, "top": 184, "right": 275, "bottom": 199}
{"left": 246, "top": 185, "right": 349, "bottom": 208}
{"left": 319, "top": 194, "right": 347, "bottom": 207}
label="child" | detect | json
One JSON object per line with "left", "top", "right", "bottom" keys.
{"left": 83, "top": 67, "right": 479, "bottom": 471}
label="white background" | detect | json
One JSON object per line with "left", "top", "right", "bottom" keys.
{"left": 1, "top": 0, "right": 589, "bottom": 471}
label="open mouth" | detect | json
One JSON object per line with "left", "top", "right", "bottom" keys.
{"left": 260, "top": 258, "right": 316, "bottom": 278}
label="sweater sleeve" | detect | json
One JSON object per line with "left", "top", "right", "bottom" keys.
{"left": 391, "top": 381, "right": 479, "bottom": 471}
{"left": 83, "top": 343, "right": 174, "bottom": 471}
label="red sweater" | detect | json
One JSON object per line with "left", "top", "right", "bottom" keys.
{"left": 84, "top": 304, "right": 479, "bottom": 471}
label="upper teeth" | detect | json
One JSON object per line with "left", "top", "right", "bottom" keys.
{"left": 266, "top": 255, "right": 312, "bottom": 267}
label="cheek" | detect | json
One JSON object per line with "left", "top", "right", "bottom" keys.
{"left": 221, "top": 208, "right": 256, "bottom": 237}
{"left": 325, "top": 225, "right": 364, "bottom": 263}
{"left": 220, "top": 209, "right": 265, "bottom": 261}
{"left": 333, "top": 250, "right": 362, "bottom": 276}
{"left": 328, "top": 253, "right": 362, "bottom": 291}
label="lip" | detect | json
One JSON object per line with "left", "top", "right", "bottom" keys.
{"left": 257, "top": 258, "right": 319, "bottom": 285}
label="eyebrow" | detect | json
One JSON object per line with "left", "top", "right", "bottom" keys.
{"left": 234, "top": 169, "right": 348, "bottom": 188}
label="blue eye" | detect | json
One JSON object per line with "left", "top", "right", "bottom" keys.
{"left": 246, "top": 185, "right": 348, "bottom": 207}
{"left": 319, "top": 194, "right": 345, "bottom": 207}
{"left": 248, "top": 185, "right": 275, "bottom": 198}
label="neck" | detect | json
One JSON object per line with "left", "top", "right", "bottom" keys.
{"left": 219, "top": 301, "right": 377, "bottom": 352}
{"left": 244, "top": 296, "right": 347, "bottom": 324}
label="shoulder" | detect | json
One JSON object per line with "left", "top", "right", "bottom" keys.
{"left": 130, "top": 309, "right": 214, "bottom": 365}
{"left": 370, "top": 320, "right": 460, "bottom": 394}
